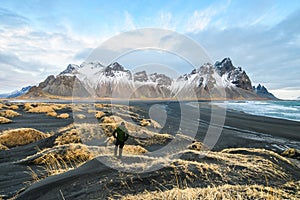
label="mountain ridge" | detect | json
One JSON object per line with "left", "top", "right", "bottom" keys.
{"left": 0, "top": 86, "right": 32, "bottom": 98}
{"left": 23, "top": 58, "right": 277, "bottom": 100}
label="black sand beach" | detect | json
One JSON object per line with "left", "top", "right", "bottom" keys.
{"left": 0, "top": 101, "right": 299, "bottom": 199}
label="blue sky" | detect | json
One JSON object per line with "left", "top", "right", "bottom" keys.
{"left": 0, "top": 0, "right": 300, "bottom": 99}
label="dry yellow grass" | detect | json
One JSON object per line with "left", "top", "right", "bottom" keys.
{"left": 0, "top": 109, "right": 21, "bottom": 118}
{"left": 0, "top": 116, "right": 12, "bottom": 124}
{"left": 87, "top": 109, "right": 97, "bottom": 113}
{"left": 122, "top": 184, "right": 297, "bottom": 200}
{"left": 50, "top": 104, "right": 67, "bottom": 110}
{"left": 55, "top": 129, "right": 82, "bottom": 145}
{"left": 28, "top": 106, "right": 55, "bottom": 113}
{"left": 46, "top": 111, "right": 57, "bottom": 117}
{"left": 140, "top": 119, "right": 151, "bottom": 127}
{"left": 95, "top": 103, "right": 104, "bottom": 108}
{"left": 100, "top": 115, "right": 173, "bottom": 146}
{"left": 194, "top": 149, "right": 291, "bottom": 180}
{"left": 33, "top": 144, "right": 95, "bottom": 175}
{"left": 0, "top": 128, "right": 50, "bottom": 148}
{"left": 7, "top": 105, "right": 19, "bottom": 110}
{"left": 75, "top": 114, "right": 86, "bottom": 119}
{"left": 140, "top": 119, "right": 161, "bottom": 128}
{"left": 0, "top": 143, "right": 8, "bottom": 150}
{"left": 131, "top": 131, "right": 172, "bottom": 146}
{"left": 58, "top": 123, "right": 105, "bottom": 143}
{"left": 57, "top": 113, "right": 69, "bottom": 119}
{"left": 221, "top": 148, "right": 294, "bottom": 166}
{"left": 0, "top": 103, "right": 6, "bottom": 109}
{"left": 187, "top": 141, "right": 209, "bottom": 151}
{"left": 101, "top": 116, "right": 116, "bottom": 124}
{"left": 27, "top": 103, "right": 67, "bottom": 113}
{"left": 282, "top": 148, "right": 300, "bottom": 159}
{"left": 72, "top": 105, "right": 84, "bottom": 112}
{"left": 123, "top": 145, "right": 148, "bottom": 155}
{"left": 24, "top": 103, "right": 34, "bottom": 111}
{"left": 95, "top": 111, "right": 105, "bottom": 119}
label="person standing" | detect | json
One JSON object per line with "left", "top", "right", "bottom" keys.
{"left": 113, "top": 122, "right": 129, "bottom": 158}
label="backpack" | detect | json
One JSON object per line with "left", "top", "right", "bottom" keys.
{"left": 115, "top": 126, "right": 129, "bottom": 142}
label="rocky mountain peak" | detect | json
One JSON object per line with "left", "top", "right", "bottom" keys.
{"left": 22, "top": 58, "right": 277, "bottom": 100}
{"left": 149, "top": 73, "right": 173, "bottom": 86}
{"left": 214, "top": 57, "right": 235, "bottom": 76}
{"left": 134, "top": 71, "right": 148, "bottom": 82}
{"left": 104, "top": 62, "right": 131, "bottom": 78}
{"left": 80, "top": 62, "right": 105, "bottom": 70}
{"left": 253, "top": 84, "right": 277, "bottom": 99}
{"left": 107, "top": 62, "right": 125, "bottom": 71}
{"left": 214, "top": 58, "right": 252, "bottom": 90}
{"left": 59, "top": 64, "right": 79, "bottom": 76}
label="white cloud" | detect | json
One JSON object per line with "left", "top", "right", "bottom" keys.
{"left": 158, "top": 12, "right": 174, "bottom": 30}
{"left": 186, "top": 9, "right": 215, "bottom": 33}
{"left": 124, "top": 11, "right": 136, "bottom": 30}
{"left": 186, "top": 0, "right": 231, "bottom": 33}
{"left": 270, "top": 89, "right": 300, "bottom": 100}
{"left": 0, "top": 20, "right": 105, "bottom": 92}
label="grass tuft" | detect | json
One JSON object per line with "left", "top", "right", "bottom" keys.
{"left": 28, "top": 106, "right": 55, "bottom": 113}
{"left": 0, "top": 116, "right": 12, "bottom": 124}
{"left": 75, "top": 114, "right": 86, "bottom": 119}
{"left": 0, "top": 128, "right": 50, "bottom": 148}
{"left": 57, "top": 113, "right": 69, "bottom": 119}
{"left": 46, "top": 111, "right": 58, "bottom": 117}
{"left": 95, "top": 111, "right": 105, "bottom": 119}
{"left": 33, "top": 144, "right": 95, "bottom": 175}
{"left": 55, "top": 129, "right": 82, "bottom": 145}
{"left": 0, "top": 109, "right": 21, "bottom": 118}
{"left": 123, "top": 145, "right": 148, "bottom": 155}
{"left": 122, "top": 184, "right": 298, "bottom": 200}
{"left": 7, "top": 105, "right": 19, "bottom": 110}
{"left": 0, "top": 143, "right": 8, "bottom": 150}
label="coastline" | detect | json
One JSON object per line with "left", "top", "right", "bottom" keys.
{"left": 0, "top": 100, "right": 299, "bottom": 199}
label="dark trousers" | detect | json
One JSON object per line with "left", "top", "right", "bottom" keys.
{"left": 115, "top": 140, "right": 125, "bottom": 148}
{"left": 114, "top": 140, "right": 125, "bottom": 157}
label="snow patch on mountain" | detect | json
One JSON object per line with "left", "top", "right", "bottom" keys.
{"left": 22, "top": 57, "right": 277, "bottom": 99}
{"left": 0, "top": 86, "right": 32, "bottom": 98}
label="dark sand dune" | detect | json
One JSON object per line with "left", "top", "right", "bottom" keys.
{"left": 0, "top": 101, "right": 300, "bottom": 199}
{"left": 17, "top": 150, "right": 300, "bottom": 199}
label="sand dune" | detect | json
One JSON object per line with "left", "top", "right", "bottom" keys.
{"left": 0, "top": 101, "right": 299, "bottom": 199}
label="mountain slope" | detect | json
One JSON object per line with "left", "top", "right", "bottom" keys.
{"left": 0, "top": 86, "right": 32, "bottom": 98}
{"left": 22, "top": 58, "right": 276, "bottom": 100}
{"left": 253, "top": 84, "right": 278, "bottom": 100}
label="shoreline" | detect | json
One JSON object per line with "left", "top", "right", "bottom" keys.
{"left": 0, "top": 101, "right": 299, "bottom": 199}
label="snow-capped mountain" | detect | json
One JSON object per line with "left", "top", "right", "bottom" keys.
{"left": 0, "top": 86, "right": 32, "bottom": 98}
{"left": 59, "top": 64, "right": 80, "bottom": 76}
{"left": 215, "top": 58, "right": 252, "bottom": 90}
{"left": 74, "top": 62, "right": 172, "bottom": 98}
{"left": 24, "top": 58, "right": 276, "bottom": 99}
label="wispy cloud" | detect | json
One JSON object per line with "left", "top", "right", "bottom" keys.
{"left": 158, "top": 12, "right": 173, "bottom": 30}
{"left": 185, "top": 0, "right": 231, "bottom": 33}
{"left": 124, "top": 11, "right": 136, "bottom": 30}
{"left": 186, "top": 8, "right": 216, "bottom": 33}
{"left": 0, "top": 7, "right": 102, "bottom": 92}
{"left": 0, "top": 7, "right": 28, "bottom": 27}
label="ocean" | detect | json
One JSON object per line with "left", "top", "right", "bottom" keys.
{"left": 211, "top": 100, "right": 300, "bottom": 122}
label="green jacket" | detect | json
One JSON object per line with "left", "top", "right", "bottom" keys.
{"left": 113, "top": 126, "right": 129, "bottom": 142}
